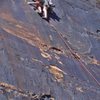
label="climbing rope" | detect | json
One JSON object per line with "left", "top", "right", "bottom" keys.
{"left": 49, "top": 23, "right": 100, "bottom": 86}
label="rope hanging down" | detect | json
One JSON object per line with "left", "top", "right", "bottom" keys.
{"left": 49, "top": 23, "right": 100, "bottom": 87}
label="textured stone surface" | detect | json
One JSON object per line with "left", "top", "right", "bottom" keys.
{"left": 0, "top": 0, "right": 100, "bottom": 100}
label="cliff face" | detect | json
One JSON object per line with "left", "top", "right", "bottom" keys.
{"left": 0, "top": 0, "right": 100, "bottom": 100}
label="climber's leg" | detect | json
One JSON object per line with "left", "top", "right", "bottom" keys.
{"left": 43, "top": 5, "right": 48, "bottom": 18}
{"left": 37, "top": 6, "right": 42, "bottom": 13}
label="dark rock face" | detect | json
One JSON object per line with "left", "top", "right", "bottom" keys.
{"left": 0, "top": 0, "right": 100, "bottom": 100}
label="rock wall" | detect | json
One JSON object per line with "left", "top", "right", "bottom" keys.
{"left": 0, "top": 0, "right": 100, "bottom": 100}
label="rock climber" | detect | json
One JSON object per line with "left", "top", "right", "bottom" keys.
{"left": 42, "top": 0, "right": 54, "bottom": 19}
{"left": 27, "top": 0, "right": 55, "bottom": 19}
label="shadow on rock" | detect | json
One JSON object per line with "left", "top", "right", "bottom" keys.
{"left": 47, "top": 8, "right": 61, "bottom": 22}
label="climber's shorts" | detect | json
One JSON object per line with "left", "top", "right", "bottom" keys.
{"left": 43, "top": 0, "right": 49, "bottom": 6}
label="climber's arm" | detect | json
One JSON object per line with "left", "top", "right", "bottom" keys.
{"left": 27, "top": 1, "right": 39, "bottom": 5}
